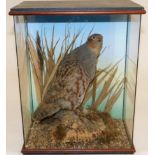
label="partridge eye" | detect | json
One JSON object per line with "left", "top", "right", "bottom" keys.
{"left": 92, "top": 36, "right": 95, "bottom": 39}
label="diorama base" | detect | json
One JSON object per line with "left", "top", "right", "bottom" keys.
{"left": 22, "top": 110, "right": 136, "bottom": 154}
{"left": 22, "top": 146, "right": 135, "bottom": 154}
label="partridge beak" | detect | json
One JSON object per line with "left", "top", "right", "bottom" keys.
{"left": 98, "top": 36, "right": 103, "bottom": 42}
{"left": 98, "top": 38, "right": 102, "bottom": 42}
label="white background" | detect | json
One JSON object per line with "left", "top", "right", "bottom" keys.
{"left": 5, "top": 0, "right": 148, "bottom": 155}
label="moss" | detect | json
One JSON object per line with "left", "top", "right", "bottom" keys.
{"left": 100, "top": 112, "right": 116, "bottom": 127}
{"left": 53, "top": 125, "right": 67, "bottom": 141}
{"left": 85, "top": 111, "right": 99, "bottom": 121}
{"left": 101, "top": 129, "right": 119, "bottom": 143}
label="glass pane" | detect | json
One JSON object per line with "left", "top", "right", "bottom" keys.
{"left": 14, "top": 14, "right": 140, "bottom": 151}
{"left": 14, "top": 16, "right": 32, "bottom": 141}
{"left": 124, "top": 15, "right": 141, "bottom": 143}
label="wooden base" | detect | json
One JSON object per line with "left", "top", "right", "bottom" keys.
{"left": 22, "top": 145, "right": 136, "bottom": 154}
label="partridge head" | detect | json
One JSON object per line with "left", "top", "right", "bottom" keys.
{"left": 86, "top": 33, "right": 103, "bottom": 56}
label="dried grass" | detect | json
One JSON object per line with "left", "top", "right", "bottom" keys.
{"left": 27, "top": 37, "right": 42, "bottom": 90}
{"left": 92, "top": 67, "right": 118, "bottom": 110}
{"left": 104, "top": 78, "right": 125, "bottom": 113}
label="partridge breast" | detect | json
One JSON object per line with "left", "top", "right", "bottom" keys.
{"left": 44, "top": 56, "right": 90, "bottom": 109}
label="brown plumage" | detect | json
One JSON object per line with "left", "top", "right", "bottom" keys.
{"left": 32, "top": 34, "right": 103, "bottom": 122}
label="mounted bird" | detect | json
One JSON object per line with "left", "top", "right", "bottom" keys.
{"left": 32, "top": 33, "right": 103, "bottom": 122}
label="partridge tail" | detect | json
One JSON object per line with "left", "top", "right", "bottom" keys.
{"left": 32, "top": 103, "right": 61, "bottom": 122}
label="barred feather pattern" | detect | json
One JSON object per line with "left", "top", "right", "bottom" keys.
{"left": 44, "top": 56, "right": 90, "bottom": 110}
{"left": 33, "top": 56, "right": 91, "bottom": 121}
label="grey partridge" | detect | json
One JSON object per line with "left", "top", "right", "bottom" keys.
{"left": 32, "top": 33, "right": 103, "bottom": 122}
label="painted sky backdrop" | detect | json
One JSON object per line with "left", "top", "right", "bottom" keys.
{"left": 27, "top": 16, "right": 129, "bottom": 119}
{"left": 25, "top": 15, "right": 142, "bottom": 119}
{"left": 27, "top": 19, "right": 127, "bottom": 70}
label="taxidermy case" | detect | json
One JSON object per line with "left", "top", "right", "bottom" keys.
{"left": 9, "top": 0, "right": 145, "bottom": 154}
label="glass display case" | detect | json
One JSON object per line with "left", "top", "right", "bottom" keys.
{"left": 9, "top": 0, "right": 146, "bottom": 154}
